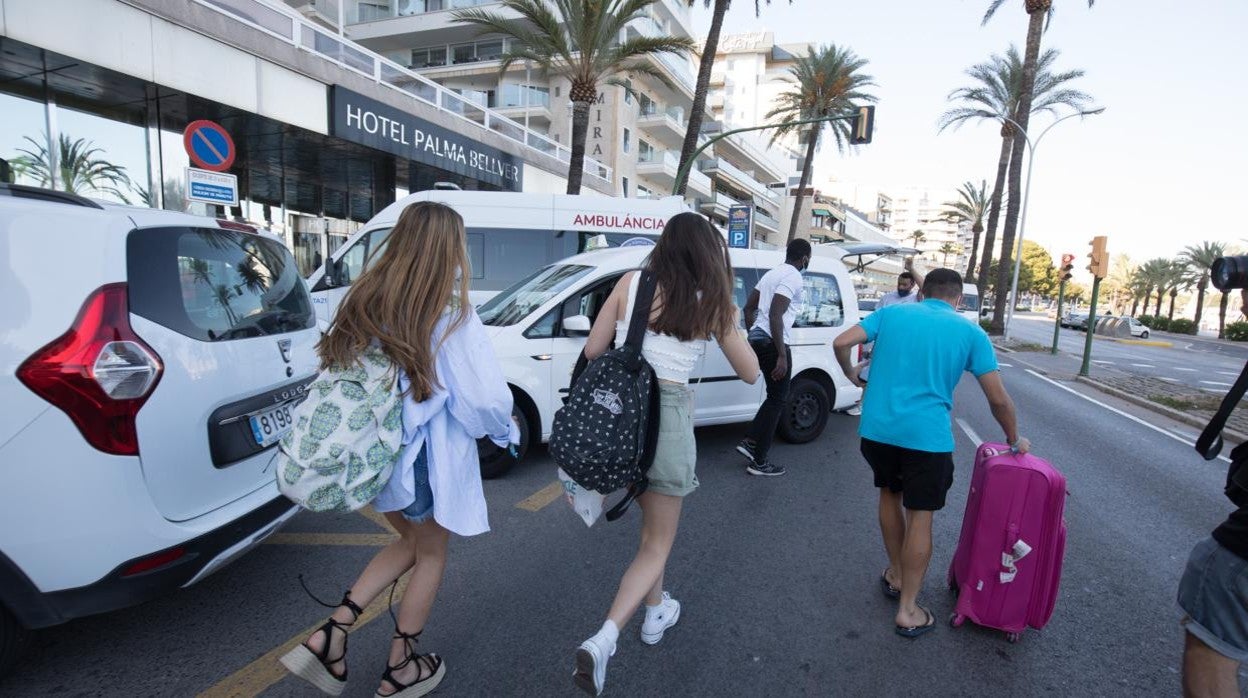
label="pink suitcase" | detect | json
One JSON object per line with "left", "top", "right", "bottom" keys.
{"left": 947, "top": 442, "right": 1067, "bottom": 643}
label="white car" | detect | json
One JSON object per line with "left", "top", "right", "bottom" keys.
{"left": 0, "top": 184, "right": 318, "bottom": 674}
{"left": 1127, "top": 316, "right": 1150, "bottom": 339}
{"left": 471, "top": 245, "right": 866, "bottom": 478}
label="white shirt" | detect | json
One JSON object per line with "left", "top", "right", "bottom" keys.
{"left": 615, "top": 273, "right": 706, "bottom": 384}
{"left": 372, "top": 310, "right": 518, "bottom": 537}
{"left": 878, "top": 290, "right": 918, "bottom": 308}
{"left": 750, "top": 263, "right": 804, "bottom": 344}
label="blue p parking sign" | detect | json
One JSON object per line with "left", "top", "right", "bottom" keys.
{"left": 727, "top": 205, "right": 752, "bottom": 249}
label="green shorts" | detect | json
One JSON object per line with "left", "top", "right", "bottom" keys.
{"left": 648, "top": 382, "right": 698, "bottom": 497}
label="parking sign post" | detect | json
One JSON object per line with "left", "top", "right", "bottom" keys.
{"left": 727, "top": 205, "right": 752, "bottom": 249}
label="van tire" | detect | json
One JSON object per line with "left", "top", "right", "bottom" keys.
{"left": 478, "top": 405, "right": 529, "bottom": 480}
{"left": 778, "top": 377, "right": 830, "bottom": 444}
{"left": 1140, "top": 330, "right": 1149, "bottom": 339}
{"left": 0, "top": 605, "right": 28, "bottom": 678}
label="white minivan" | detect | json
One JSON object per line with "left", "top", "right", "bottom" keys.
{"left": 470, "top": 245, "right": 865, "bottom": 477}
{"left": 306, "top": 191, "right": 691, "bottom": 320}
{"left": 958, "top": 283, "right": 981, "bottom": 323}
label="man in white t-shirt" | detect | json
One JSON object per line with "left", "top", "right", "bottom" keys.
{"left": 877, "top": 271, "right": 920, "bottom": 308}
{"left": 737, "top": 239, "right": 812, "bottom": 477}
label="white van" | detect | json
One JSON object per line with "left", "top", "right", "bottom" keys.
{"left": 471, "top": 245, "right": 865, "bottom": 477}
{"left": 958, "top": 283, "right": 981, "bottom": 323}
{"left": 306, "top": 191, "right": 690, "bottom": 321}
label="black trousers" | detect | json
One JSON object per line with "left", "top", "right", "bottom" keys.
{"left": 744, "top": 338, "right": 792, "bottom": 460}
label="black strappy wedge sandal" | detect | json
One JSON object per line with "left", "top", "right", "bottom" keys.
{"left": 279, "top": 577, "right": 365, "bottom": 696}
{"left": 376, "top": 627, "right": 446, "bottom": 698}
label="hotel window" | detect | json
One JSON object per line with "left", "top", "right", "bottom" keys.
{"left": 623, "top": 128, "right": 631, "bottom": 154}
{"left": 622, "top": 177, "right": 630, "bottom": 197}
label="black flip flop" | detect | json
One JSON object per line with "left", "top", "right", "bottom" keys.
{"left": 880, "top": 570, "right": 900, "bottom": 599}
{"left": 895, "top": 606, "right": 936, "bottom": 639}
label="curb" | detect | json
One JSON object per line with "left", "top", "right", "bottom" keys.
{"left": 1108, "top": 338, "right": 1173, "bottom": 348}
{"left": 1074, "top": 376, "right": 1247, "bottom": 445}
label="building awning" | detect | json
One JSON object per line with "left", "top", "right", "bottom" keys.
{"left": 811, "top": 207, "right": 833, "bottom": 217}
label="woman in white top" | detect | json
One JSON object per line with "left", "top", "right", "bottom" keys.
{"left": 573, "top": 213, "right": 760, "bottom": 696}
{"left": 281, "top": 202, "right": 515, "bottom": 698}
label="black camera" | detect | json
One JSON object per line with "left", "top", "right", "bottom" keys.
{"left": 1210, "top": 256, "right": 1248, "bottom": 291}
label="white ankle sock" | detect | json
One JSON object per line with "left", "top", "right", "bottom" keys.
{"left": 595, "top": 620, "right": 619, "bottom": 646}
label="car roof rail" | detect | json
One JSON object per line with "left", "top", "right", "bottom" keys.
{"left": 0, "top": 183, "right": 105, "bottom": 209}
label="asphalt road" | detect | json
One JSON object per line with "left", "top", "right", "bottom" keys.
{"left": 1009, "top": 314, "right": 1248, "bottom": 393}
{"left": 3, "top": 358, "right": 1243, "bottom": 696}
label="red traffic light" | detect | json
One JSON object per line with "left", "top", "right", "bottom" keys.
{"left": 1061, "top": 253, "right": 1075, "bottom": 266}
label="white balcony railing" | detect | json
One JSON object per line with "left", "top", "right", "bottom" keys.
{"left": 704, "top": 157, "right": 777, "bottom": 201}
{"left": 346, "top": 0, "right": 494, "bottom": 24}
{"left": 628, "top": 17, "right": 696, "bottom": 93}
{"left": 195, "top": 0, "right": 612, "bottom": 183}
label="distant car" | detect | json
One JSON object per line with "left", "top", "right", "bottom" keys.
{"left": 858, "top": 298, "right": 878, "bottom": 318}
{"left": 1128, "top": 316, "right": 1150, "bottom": 339}
{"left": 1062, "top": 311, "right": 1088, "bottom": 329}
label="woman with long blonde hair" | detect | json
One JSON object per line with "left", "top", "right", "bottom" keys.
{"left": 573, "top": 212, "right": 760, "bottom": 695}
{"left": 281, "top": 201, "right": 517, "bottom": 698}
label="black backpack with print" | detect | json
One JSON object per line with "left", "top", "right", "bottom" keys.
{"left": 550, "top": 271, "right": 660, "bottom": 517}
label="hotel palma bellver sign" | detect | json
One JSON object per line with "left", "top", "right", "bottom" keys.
{"left": 329, "top": 86, "right": 523, "bottom": 191}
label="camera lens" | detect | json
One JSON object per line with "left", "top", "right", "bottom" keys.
{"left": 1211, "top": 256, "right": 1248, "bottom": 292}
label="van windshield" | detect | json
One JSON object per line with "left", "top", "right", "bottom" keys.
{"left": 959, "top": 293, "right": 980, "bottom": 312}
{"left": 479, "top": 264, "right": 594, "bottom": 327}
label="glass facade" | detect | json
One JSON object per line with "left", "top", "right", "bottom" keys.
{"left": 0, "top": 37, "right": 506, "bottom": 277}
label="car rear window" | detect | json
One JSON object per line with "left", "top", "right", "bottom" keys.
{"left": 128, "top": 226, "right": 315, "bottom": 342}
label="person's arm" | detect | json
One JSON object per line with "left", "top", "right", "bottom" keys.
{"left": 833, "top": 325, "right": 868, "bottom": 388}
{"left": 976, "top": 371, "right": 1029, "bottom": 454}
{"left": 443, "top": 312, "right": 519, "bottom": 446}
{"left": 717, "top": 327, "right": 761, "bottom": 384}
{"left": 584, "top": 273, "right": 632, "bottom": 360}
{"left": 742, "top": 288, "right": 760, "bottom": 329}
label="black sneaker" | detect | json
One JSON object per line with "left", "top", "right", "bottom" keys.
{"left": 735, "top": 440, "right": 759, "bottom": 465}
{"left": 747, "top": 461, "right": 786, "bottom": 477}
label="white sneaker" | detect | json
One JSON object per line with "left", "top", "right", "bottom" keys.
{"left": 573, "top": 633, "right": 615, "bottom": 696}
{"left": 640, "top": 592, "right": 682, "bottom": 645}
{"left": 846, "top": 404, "right": 862, "bottom": 416}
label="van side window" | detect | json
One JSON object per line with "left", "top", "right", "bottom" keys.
{"left": 793, "top": 272, "right": 844, "bottom": 328}
{"left": 330, "top": 228, "right": 392, "bottom": 288}
{"left": 558, "top": 274, "right": 624, "bottom": 337}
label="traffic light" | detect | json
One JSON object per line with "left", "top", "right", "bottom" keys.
{"left": 850, "top": 105, "right": 875, "bottom": 145}
{"left": 1087, "top": 236, "right": 1109, "bottom": 279}
{"left": 1060, "top": 253, "right": 1075, "bottom": 281}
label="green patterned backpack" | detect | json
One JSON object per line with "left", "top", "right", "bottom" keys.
{"left": 276, "top": 345, "right": 404, "bottom": 512}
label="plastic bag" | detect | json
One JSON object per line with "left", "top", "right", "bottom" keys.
{"left": 558, "top": 468, "right": 605, "bottom": 527}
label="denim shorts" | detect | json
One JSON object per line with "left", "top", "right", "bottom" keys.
{"left": 1177, "top": 536, "right": 1248, "bottom": 661}
{"left": 400, "top": 445, "right": 435, "bottom": 524}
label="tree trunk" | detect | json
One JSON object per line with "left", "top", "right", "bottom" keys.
{"left": 977, "top": 135, "right": 1011, "bottom": 302}
{"left": 964, "top": 224, "right": 983, "bottom": 282}
{"left": 989, "top": 9, "right": 1046, "bottom": 336}
{"left": 1131, "top": 297, "right": 1139, "bottom": 316}
{"left": 566, "top": 100, "right": 591, "bottom": 195}
{"left": 675, "top": 0, "right": 728, "bottom": 196}
{"left": 1167, "top": 289, "right": 1178, "bottom": 322}
{"left": 1219, "top": 291, "right": 1229, "bottom": 338}
{"left": 1194, "top": 277, "right": 1207, "bottom": 326}
{"left": 787, "top": 129, "right": 818, "bottom": 243}
{"left": 1154, "top": 290, "right": 1163, "bottom": 317}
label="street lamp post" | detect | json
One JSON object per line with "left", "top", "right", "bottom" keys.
{"left": 1002, "top": 108, "right": 1105, "bottom": 339}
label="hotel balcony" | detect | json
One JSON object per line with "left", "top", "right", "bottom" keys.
{"left": 636, "top": 105, "right": 687, "bottom": 148}
{"left": 637, "top": 149, "right": 712, "bottom": 197}
{"left": 699, "top": 157, "right": 779, "bottom": 203}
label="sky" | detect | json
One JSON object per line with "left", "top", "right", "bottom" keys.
{"left": 691, "top": 0, "right": 1248, "bottom": 267}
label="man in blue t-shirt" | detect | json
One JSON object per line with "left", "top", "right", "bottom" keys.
{"left": 833, "top": 268, "right": 1030, "bottom": 639}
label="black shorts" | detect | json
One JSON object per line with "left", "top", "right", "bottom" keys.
{"left": 860, "top": 438, "right": 955, "bottom": 511}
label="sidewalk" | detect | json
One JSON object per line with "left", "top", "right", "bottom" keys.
{"left": 992, "top": 337, "right": 1248, "bottom": 443}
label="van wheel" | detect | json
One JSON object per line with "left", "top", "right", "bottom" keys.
{"left": 778, "top": 377, "right": 830, "bottom": 444}
{"left": 1141, "top": 330, "right": 1149, "bottom": 339}
{"left": 478, "top": 405, "right": 529, "bottom": 480}
{"left": 0, "top": 605, "right": 28, "bottom": 678}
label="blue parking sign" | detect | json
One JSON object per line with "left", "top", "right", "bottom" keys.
{"left": 728, "top": 205, "right": 752, "bottom": 249}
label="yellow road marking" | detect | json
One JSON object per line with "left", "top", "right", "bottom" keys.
{"left": 199, "top": 573, "right": 411, "bottom": 698}
{"left": 265, "top": 532, "right": 396, "bottom": 546}
{"left": 358, "top": 506, "right": 396, "bottom": 533}
{"left": 516, "top": 480, "right": 563, "bottom": 512}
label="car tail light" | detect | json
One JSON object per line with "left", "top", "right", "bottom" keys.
{"left": 16, "top": 284, "right": 163, "bottom": 456}
{"left": 120, "top": 547, "right": 186, "bottom": 577}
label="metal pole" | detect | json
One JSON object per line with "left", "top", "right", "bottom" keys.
{"left": 1052, "top": 274, "right": 1066, "bottom": 355}
{"left": 671, "top": 114, "right": 854, "bottom": 195}
{"left": 1079, "top": 275, "right": 1103, "bottom": 377}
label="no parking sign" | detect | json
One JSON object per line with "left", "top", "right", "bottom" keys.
{"left": 183, "top": 120, "right": 236, "bottom": 172}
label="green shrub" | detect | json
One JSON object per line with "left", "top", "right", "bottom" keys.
{"left": 979, "top": 319, "right": 993, "bottom": 332}
{"left": 1168, "top": 319, "right": 1198, "bottom": 335}
{"left": 1151, "top": 316, "right": 1172, "bottom": 332}
{"left": 1225, "top": 322, "right": 1248, "bottom": 342}
{"left": 1137, "top": 315, "right": 1154, "bottom": 328}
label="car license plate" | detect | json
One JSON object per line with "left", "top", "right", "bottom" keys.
{"left": 249, "top": 403, "right": 294, "bottom": 447}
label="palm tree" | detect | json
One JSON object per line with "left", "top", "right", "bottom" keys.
{"left": 766, "top": 44, "right": 877, "bottom": 243}
{"left": 939, "top": 242, "right": 962, "bottom": 267}
{"left": 909, "top": 229, "right": 927, "bottom": 248}
{"left": 1127, "top": 269, "right": 1150, "bottom": 317}
{"left": 939, "top": 45, "right": 1091, "bottom": 306}
{"left": 675, "top": 0, "right": 789, "bottom": 195}
{"left": 982, "top": 0, "right": 1096, "bottom": 334}
{"left": 454, "top": 0, "right": 694, "bottom": 195}
{"left": 1219, "top": 291, "right": 1232, "bottom": 339}
{"left": 1181, "top": 241, "right": 1227, "bottom": 328}
{"left": 13, "top": 133, "right": 133, "bottom": 202}
{"left": 1165, "top": 261, "right": 1191, "bottom": 323}
{"left": 940, "top": 180, "right": 990, "bottom": 281}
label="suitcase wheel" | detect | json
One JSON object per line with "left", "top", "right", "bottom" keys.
{"left": 949, "top": 613, "right": 964, "bottom": 628}
{"left": 948, "top": 578, "right": 959, "bottom": 595}
{"left": 1006, "top": 632, "right": 1021, "bottom": 644}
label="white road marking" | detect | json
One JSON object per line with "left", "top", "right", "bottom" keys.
{"left": 999, "top": 363, "right": 1014, "bottom": 368}
{"left": 1157, "top": 377, "right": 1180, "bottom": 383}
{"left": 1202, "top": 381, "right": 1234, "bottom": 387}
{"left": 956, "top": 418, "right": 983, "bottom": 447}
{"left": 1022, "top": 369, "right": 1231, "bottom": 464}
{"left": 1092, "top": 360, "right": 1114, "bottom": 365}
{"left": 1130, "top": 363, "right": 1156, "bottom": 368}
{"left": 1218, "top": 372, "right": 1239, "bottom": 377}
{"left": 1174, "top": 368, "right": 1197, "bottom": 372}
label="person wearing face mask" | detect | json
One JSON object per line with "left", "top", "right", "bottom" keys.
{"left": 878, "top": 270, "right": 922, "bottom": 308}
{"left": 738, "top": 238, "right": 813, "bottom": 477}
